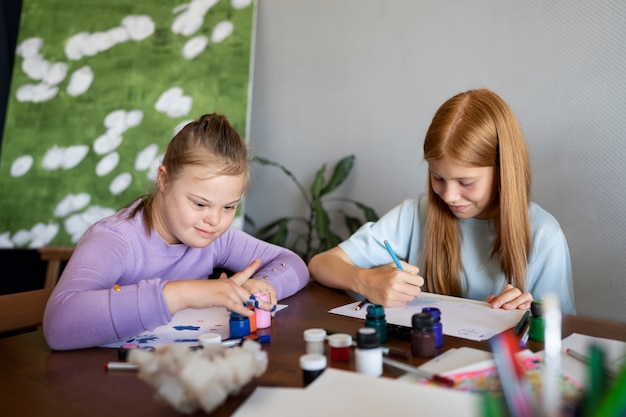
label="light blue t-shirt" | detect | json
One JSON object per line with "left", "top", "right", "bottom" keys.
{"left": 339, "top": 194, "right": 576, "bottom": 315}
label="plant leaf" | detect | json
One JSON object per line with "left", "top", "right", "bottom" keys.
{"left": 257, "top": 218, "right": 290, "bottom": 246}
{"left": 312, "top": 199, "right": 331, "bottom": 240}
{"left": 310, "top": 164, "right": 326, "bottom": 199}
{"left": 354, "top": 201, "right": 379, "bottom": 222}
{"left": 320, "top": 155, "right": 355, "bottom": 196}
{"left": 344, "top": 215, "right": 364, "bottom": 234}
{"left": 318, "top": 230, "right": 343, "bottom": 253}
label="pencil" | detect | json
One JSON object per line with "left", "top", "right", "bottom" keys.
{"left": 383, "top": 240, "right": 403, "bottom": 270}
{"left": 514, "top": 310, "right": 531, "bottom": 335}
{"left": 518, "top": 319, "right": 531, "bottom": 347}
{"left": 354, "top": 299, "right": 369, "bottom": 310}
{"left": 565, "top": 348, "right": 615, "bottom": 379}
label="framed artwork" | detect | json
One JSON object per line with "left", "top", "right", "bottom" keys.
{"left": 0, "top": 0, "right": 256, "bottom": 248}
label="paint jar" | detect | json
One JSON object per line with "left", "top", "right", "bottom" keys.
{"left": 303, "top": 328, "right": 327, "bottom": 355}
{"left": 355, "top": 327, "right": 382, "bottom": 377}
{"left": 229, "top": 311, "right": 251, "bottom": 339}
{"left": 118, "top": 343, "right": 139, "bottom": 360}
{"left": 529, "top": 300, "right": 545, "bottom": 342}
{"left": 254, "top": 292, "right": 271, "bottom": 329}
{"left": 247, "top": 303, "right": 257, "bottom": 333}
{"left": 198, "top": 332, "right": 222, "bottom": 347}
{"left": 365, "top": 304, "right": 388, "bottom": 344}
{"left": 411, "top": 312, "right": 436, "bottom": 358}
{"left": 327, "top": 333, "right": 352, "bottom": 362}
{"left": 422, "top": 307, "right": 443, "bottom": 348}
{"left": 299, "top": 353, "right": 327, "bottom": 386}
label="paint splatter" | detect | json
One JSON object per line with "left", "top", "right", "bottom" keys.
{"left": 173, "top": 325, "right": 200, "bottom": 331}
{"left": 135, "top": 335, "right": 158, "bottom": 344}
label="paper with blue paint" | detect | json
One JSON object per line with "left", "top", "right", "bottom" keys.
{"left": 328, "top": 292, "right": 525, "bottom": 342}
{"left": 100, "top": 304, "right": 287, "bottom": 348}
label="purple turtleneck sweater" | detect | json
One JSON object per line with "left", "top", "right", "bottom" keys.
{"left": 43, "top": 201, "right": 309, "bottom": 350}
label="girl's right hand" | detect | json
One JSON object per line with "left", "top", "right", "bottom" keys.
{"left": 162, "top": 258, "right": 272, "bottom": 316}
{"left": 357, "top": 262, "right": 424, "bottom": 308}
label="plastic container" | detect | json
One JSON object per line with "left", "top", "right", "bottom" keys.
{"left": 299, "top": 353, "right": 327, "bottom": 386}
{"left": 303, "top": 328, "right": 327, "bottom": 355}
{"left": 529, "top": 300, "right": 545, "bottom": 342}
{"left": 422, "top": 307, "right": 443, "bottom": 348}
{"left": 327, "top": 333, "right": 352, "bottom": 362}
{"left": 254, "top": 292, "right": 271, "bottom": 329}
{"left": 229, "top": 311, "right": 251, "bottom": 339}
{"left": 355, "top": 327, "right": 382, "bottom": 376}
{"left": 247, "top": 303, "right": 257, "bottom": 333}
{"left": 365, "top": 304, "right": 388, "bottom": 344}
{"left": 411, "top": 312, "right": 436, "bottom": 358}
{"left": 198, "top": 332, "right": 222, "bottom": 346}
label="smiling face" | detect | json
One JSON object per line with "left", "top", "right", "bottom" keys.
{"left": 428, "top": 157, "right": 499, "bottom": 219}
{"left": 153, "top": 164, "right": 245, "bottom": 246}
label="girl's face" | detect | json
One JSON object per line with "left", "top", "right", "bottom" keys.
{"left": 428, "top": 157, "right": 498, "bottom": 219}
{"left": 154, "top": 164, "right": 245, "bottom": 246}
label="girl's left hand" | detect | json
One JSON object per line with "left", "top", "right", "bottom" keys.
{"left": 241, "top": 280, "right": 277, "bottom": 306}
{"left": 486, "top": 284, "right": 533, "bottom": 310}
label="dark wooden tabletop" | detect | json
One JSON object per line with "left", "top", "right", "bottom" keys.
{"left": 1, "top": 280, "right": 625, "bottom": 416}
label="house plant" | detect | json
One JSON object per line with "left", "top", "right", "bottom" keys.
{"left": 248, "top": 155, "right": 379, "bottom": 263}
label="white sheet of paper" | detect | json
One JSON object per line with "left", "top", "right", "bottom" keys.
{"left": 232, "top": 368, "right": 481, "bottom": 417}
{"left": 329, "top": 292, "right": 526, "bottom": 341}
{"left": 550, "top": 332, "right": 626, "bottom": 382}
{"left": 100, "top": 304, "right": 287, "bottom": 348}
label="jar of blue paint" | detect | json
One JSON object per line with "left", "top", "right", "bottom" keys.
{"left": 422, "top": 307, "right": 443, "bottom": 348}
{"left": 229, "top": 312, "right": 251, "bottom": 339}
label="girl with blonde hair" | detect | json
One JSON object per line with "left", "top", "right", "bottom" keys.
{"left": 309, "top": 89, "right": 575, "bottom": 315}
{"left": 45, "top": 114, "right": 309, "bottom": 350}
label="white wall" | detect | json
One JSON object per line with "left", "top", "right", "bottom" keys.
{"left": 244, "top": 0, "right": 626, "bottom": 323}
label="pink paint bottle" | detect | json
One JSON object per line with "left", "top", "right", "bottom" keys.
{"left": 254, "top": 292, "right": 271, "bottom": 329}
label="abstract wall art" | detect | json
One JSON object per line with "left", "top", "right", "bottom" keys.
{"left": 0, "top": 0, "right": 256, "bottom": 248}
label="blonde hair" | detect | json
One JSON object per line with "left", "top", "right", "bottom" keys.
{"left": 129, "top": 113, "right": 250, "bottom": 232}
{"left": 422, "top": 89, "right": 531, "bottom": 295}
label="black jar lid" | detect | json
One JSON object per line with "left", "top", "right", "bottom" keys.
{"left": 412, "top": 312, "right": 434, "bottom": 330}
{"left": 356, "top": 327, "right": 380, "bottom": 348}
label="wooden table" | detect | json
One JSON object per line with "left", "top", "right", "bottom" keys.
{"left": 1, "top": 281, "right": 625, "bottom": 416}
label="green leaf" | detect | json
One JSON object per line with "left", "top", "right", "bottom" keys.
{"left": 354, "top": 201, "right": 379, "bottom": 222}
{"left": 320, "top": 155, "right": 355, "bottom": 196}
{"left": 319, "top": 230, "right": 343, "bottom": 252}
{"left": 258, "top": 219, "right": 289, "bottom": 246}
{"left": 344, "top": 215, "right": 364, "bottom": 234}
{"left": 310, "top": 165, "right": 326, "bottom": 199}
{"left": 312, "top": 199, "right": 331, "bottom": 240}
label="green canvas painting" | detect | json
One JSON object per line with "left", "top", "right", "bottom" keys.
{"left": 0, "top": 0, "right": 256, "bottom": 248}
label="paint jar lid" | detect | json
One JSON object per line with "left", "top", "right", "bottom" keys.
{"left": 304, "top": 328, "right": 327, "bottom": 342}
{"left": 327, "top": 333, "right": 352, "bottom": 348}
{"left": 199, "top": 332, "right": 222, "bottom": 346}
{"left": 366, "top": 304, "right": 386, "bottom": 319}
{"left": 422, "top": 307, "right": 441, "bottom": 321}
{"left": 412, "top": 312, "right": 434, "bottom": 330}
{"left": 531, "top": 300, "right": 543, "bottom": 317}
{"left": 230, "top": 311, "right": 248, "bottom": 321}
{"left": 299, "top": 353, "right": 327, "bottom": 371}
{"left": 356, "top": 327, "right": 380, "bottom": 349}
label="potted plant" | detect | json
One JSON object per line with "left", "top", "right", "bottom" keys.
{"left": 248, "top": 155, "right": 379, "bottom": 263}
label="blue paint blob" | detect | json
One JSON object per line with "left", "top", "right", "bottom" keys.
{"left": 173, "top": 325, "right": 201, "bottom": 331}
{"left": 136, "top": 335, "right": 158, "bottom": 344}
